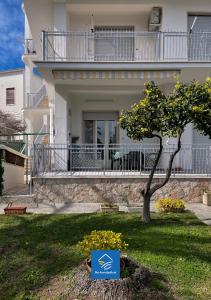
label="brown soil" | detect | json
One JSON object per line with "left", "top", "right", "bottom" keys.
{"left": 36, "top": 257, "right": 174, "bottom": 300}
{"left": 69, "top": 257, "right": 152, "bottom": 300}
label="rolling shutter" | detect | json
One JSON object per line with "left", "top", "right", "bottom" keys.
{"left": 94, "top": 26, "right": 134, "bottom": 61}
{"left": 193, "top": 129, "right": 211, "bottom": 144}
{"left": 188, "top": 15, "right": 211, "bottom": 32}
{"left": 188, "top": 15, "right": 211, "bottom": 60}
{"left": 83, "top": 112, "right": 119, "bottom": 121}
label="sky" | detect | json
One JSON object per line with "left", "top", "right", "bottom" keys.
{"left": 0, "top": 0, "right": 24, "bottom": 71}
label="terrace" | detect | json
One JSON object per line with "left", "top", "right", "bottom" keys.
{"left": 32, "top": 143, "right": 211, "bottom": 177}
{"left": 40, "top": 30, "right": 211, "bottom": 62}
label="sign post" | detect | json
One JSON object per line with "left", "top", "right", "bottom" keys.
{"left": 91, "top": 250, "right": 120, "bottom": 280}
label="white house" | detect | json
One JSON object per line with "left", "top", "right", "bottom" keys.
{"left": 22, "top": 0, "right": 211, "bottom": 180}
{"left": 0, "top": 69, "right": 24, "bottom": 118}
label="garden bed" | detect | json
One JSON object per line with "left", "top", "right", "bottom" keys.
{"left": 71, "top": 257, "right": 152, "bottom": 300}
{"left": 0, "top": 212, "right": 210, "bottom": 300}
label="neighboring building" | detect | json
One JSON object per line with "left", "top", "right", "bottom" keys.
{"left": 0, "top": 69, "right": 24, "bottom": 118}
{"left": 22, "top": 0, "right": 211, "bottom": 183}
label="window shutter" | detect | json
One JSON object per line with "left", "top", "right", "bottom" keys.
{"left": 83, "top": 112, "right": 119, "bottom": 121}
{"left": 6, "top": 88, "right": 15, "bottom": 105}
{"left": 94, "top": 26, "right": 134, "bottom": 61}
{"left": 188, "top": 15, "right": 211, "bottom": 60}
{"left": 188, "top": 15, "right": 211, "bottom": 32}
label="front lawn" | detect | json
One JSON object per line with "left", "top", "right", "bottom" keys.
{"left": 0, "top": 212, "right": 210, "bottom": 300}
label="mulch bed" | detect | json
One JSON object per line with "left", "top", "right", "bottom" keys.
{"left": 70, "top": 257, "right": 153, "bottom": 300}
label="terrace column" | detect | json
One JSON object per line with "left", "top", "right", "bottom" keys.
{"left": 161, "top": 5, "right": 188, "bottom": 62}
{"left": 53, "top": 2, "right": 70, "bottom": 61}
{"left": 54, "top": 91, "right": 68, "bottom": 144}
{"left": 42, "top": 72, "right": 56, "bottom": 144}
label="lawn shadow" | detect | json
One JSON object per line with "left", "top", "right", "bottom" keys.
{"left": 0, "top": 211, "right": 210, "bottom": 299}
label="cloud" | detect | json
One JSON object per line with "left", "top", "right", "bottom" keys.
{"left": 0, "top": 0, "right": 24, "bottom": 71}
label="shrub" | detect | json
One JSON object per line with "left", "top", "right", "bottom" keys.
{"left": 155, "top": 198, "right": 185, "bottom": 213}
{"left": 77, "top": 230, "right": 128, "bottom": 258}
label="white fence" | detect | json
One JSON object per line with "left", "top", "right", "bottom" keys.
{"left": 32, "top": 144, "right": 211, "bottom": 177}
{"left": 42, "top": 31, "right": 211, "bottom": 62}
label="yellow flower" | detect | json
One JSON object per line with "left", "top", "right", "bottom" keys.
{"left": 77, "top": 230, "right": 128, "bottom": 258}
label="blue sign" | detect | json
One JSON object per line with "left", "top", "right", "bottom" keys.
{"left": 91, "top": 250, "right": 120, "bottom": 280}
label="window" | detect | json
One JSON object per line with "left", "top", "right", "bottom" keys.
{"left": 6, "top": 88, "right": 15, "bottom": 105}
{"left": 188, "top": 15, "right": 211, "bottom": 33}
{"left": 83, "top": 112, "right": 119, "bottom": 144}
{"left": 188, "top": 15, "right": 211, "bottom": 60}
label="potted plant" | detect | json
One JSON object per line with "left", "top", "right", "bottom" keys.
{"left": 77, "top": 230, "right": 128, "bottom": 272}
{"left": 155, "top": 198, "right": 185, "bottom": 213}
{"left": 100, "top": 203, "right": 119, "bottom": 212}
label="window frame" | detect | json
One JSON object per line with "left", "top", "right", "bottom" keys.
{"left": 6, "top": 87, "right": 15, "bottom": 106}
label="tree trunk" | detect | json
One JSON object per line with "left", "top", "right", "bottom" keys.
{"left": 143, "top": 194, "right": 151, "bottom": 223}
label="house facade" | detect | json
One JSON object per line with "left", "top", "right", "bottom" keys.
{"left": 22, "top": 0, "right": 211, "bottom": 187}
{"left": 0, "top": 69, "right": 24, "bottom": 119}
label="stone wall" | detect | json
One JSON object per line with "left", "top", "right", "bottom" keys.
{"left": 33, "top": 177, "right": 211, "bottom": 205}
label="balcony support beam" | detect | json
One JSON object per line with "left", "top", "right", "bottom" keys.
{"left": 33, "top": 61, "right": 211, "bottom": 71}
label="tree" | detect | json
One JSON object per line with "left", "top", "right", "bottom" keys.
{"left": 0, "top": 110, "right": 26, "bottom": 135}
{"left": 119, "top": 79, "right": 211, "bottom": 223}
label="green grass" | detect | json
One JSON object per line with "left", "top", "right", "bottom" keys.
{"left": 0, "top": 212, "right": 211, "bottom": 300}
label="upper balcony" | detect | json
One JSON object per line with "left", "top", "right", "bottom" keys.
{"left": 41, "top": 30, "right": 211, "bottom": 63}
{"left": 25, "top": 39, "right": 36, "bottom": 55}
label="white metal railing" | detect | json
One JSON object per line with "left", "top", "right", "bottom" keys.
{"left": 42, "top": 31, "right": 211, "bottom": 62}
{"left": 26, "top": 85, "right": 47, "bottom": 109}
{"left": 24, "top": 39, "right": 36, "bottom": 55}
{"left": 33, "top": 124, "right": 48, "bottom": 145}
{"left": 32, "top": 144, "right": 211, "bottom": 177}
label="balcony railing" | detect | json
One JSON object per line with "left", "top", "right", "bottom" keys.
{"left": 25, "top": 39, "right": 36, "bottom": 55}
{"left": 25, "top": 85, "right": 47, "bottom": 108}
{"left": 32, "top": 144, "right": 211, "bottom": 177}
{"left": 42, "top": 31, "right": 211, "bottom": 62}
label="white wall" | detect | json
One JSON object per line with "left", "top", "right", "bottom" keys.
{"left": 23, "top": 0, "right": 53, "bottom": 58}
{"left": 23, "top": 0, "right": 211, "bottom": 61}
{"left": 68, "top": 93, "right": 139, "bottom": 144}
{"left": 3, "top": 162, "right": 25, "bottom": 191}
{"left": 0, "top": 70, "right": 24, "bottom": 117}
{"left": 23, "top": 0, "right": 211, "bottom": 148}
{"left": 24, "top": 65, "right": 43, "bottom": 96}
{"left": 55, "top": 90, "right": 68, "bottom": 144}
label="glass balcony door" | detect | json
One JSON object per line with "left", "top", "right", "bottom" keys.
{"left": 83, "top": 112, "right": 118, "bottom": 170}
{"left": 84, "top": 120, "right": 118, "bottom": 145}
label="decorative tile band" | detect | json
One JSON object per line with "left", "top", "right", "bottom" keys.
{"left": 53, "top": 70, "right": 181, "bottom": 80}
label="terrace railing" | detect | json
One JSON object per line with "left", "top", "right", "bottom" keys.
{"left": 42, "top": 31, "right": 211, "bottom": 62}
{"left": 25, "top": 85, "right": 47, "bottom": 109}
{"left": 32, "top": 144, "right": 211, "bottom": 177}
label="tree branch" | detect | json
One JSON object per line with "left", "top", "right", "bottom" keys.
{"left": 143, "top": 134, "right": 163, "bottom": 196}
{"left": 149, "top": 132, "right": 182, "bottom": 197}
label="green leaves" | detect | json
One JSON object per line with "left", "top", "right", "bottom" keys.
{"left": 119, "top": 79, "right": 211, "bottom": 141}
{"left": 77, "top": 230, "right": 128, "bottom": 258}
{"left": 119, "top": 82, "right": 167, "bottom": 140}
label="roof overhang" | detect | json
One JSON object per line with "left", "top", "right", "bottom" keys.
{"left": 33, "top": 61, "right": 211, "bottom": 71}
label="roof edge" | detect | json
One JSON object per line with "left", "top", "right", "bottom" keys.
{"left": 0, "top": 68, "right": 25, "bottom": 76}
